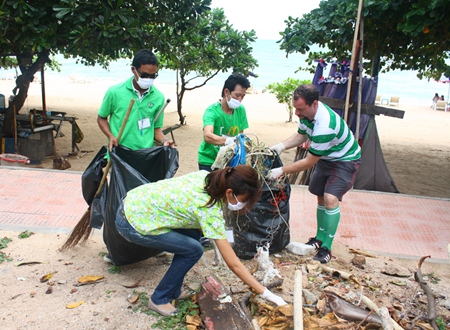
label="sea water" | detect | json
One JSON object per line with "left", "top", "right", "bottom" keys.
{"left": 1, "top": 39, "right": 448, "bottom": 106}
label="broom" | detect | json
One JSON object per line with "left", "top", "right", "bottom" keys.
{"left": 61, "top": 98, "right": 135, "bottom": 250}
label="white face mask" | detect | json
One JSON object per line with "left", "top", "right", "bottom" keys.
{"left": 226, "top": 94, "right": 241, "bottom": 109}
{"left": 136, "top": 77, "right": 154, "bottom": 90}
{"left": 227, "top": 194, "right": 247, "bottom": 211}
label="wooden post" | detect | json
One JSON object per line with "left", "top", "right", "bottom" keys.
{"left": 356, "top": 18, "right": 364, "bottom": 140}
{"left": 293, "top": 268, "right": 304, "bottom": 329}
{"left": 344, "top": 0, "right": 364, "bottom": 123}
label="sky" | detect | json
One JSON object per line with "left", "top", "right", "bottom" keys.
{"left": 210, "top": 0, "right": 322, "bottom": 40}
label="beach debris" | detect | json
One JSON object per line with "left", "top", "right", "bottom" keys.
{"left": 349, "top": 248, "right": 377, "bottom": 258}
{"left": 66, "top": 301, "right": 85, "bottom": 309}
{"left": 255, "top": 245, "right": 283, "bottom": 286}
{"left": 381, "top": 265, "right": 411, "bottom": 277}
{"left": 323, "top": 290, "right": 382, "bottom": 324}
{"left": 52, "top": 156, "right": 71, "bottom": 170}
{"left": 122, "top": 278, "right": 142, "bottom": 288}
{"left": 198, "top": 275, "right": 253, "bottom": 330}
{"left": 127, "top": 294, "right": 139, "bottom": 304}
{"left": 411, "top": 255, "right": 439, "bottom": 329}
{"left": 351, "top": 255, "right": 366, "bottom": 269}
{"left": 14, "top": 260, "right": 42, "bottom": 266}
{"left": 76, "top": 275, "right": 105, "bottom": 286}
{"left": 40, "top": 272, "right": 53, "bottom": 282}
{"left": 186, "top": 314, "right": 202, "bottom": 328}
{"left": 286, "top": 241, "right": 315, "bottom": 256}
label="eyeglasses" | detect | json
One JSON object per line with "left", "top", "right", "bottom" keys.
{"left": 138, "top": 71, "right": 158, "bottom": 79}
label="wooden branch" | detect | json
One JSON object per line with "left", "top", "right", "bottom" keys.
{"left": 413, "top": 256, "right": 439, "bottom": 330}
{"left": 321, "top": 264, "right": 360, "bottom": 285}
{"left": 294, "top": 269, "right": 304, "bottom": 330}
{"left": 361, "top": 295, "right": 404, "bottom": 330}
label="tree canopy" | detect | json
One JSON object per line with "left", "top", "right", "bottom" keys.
{"left": 155, "top": 8, "right": 258, "bottom": 124}
{"left": 279, "top": 0, "right": 450, "bottom": 80}
{"left": 0, "top": 0, "right": 210, "bottom": 136}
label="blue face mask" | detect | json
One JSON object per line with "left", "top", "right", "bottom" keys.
{"left": 227, "top": 194, "right": 247, "bottom": 211}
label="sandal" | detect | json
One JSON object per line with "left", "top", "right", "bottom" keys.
{"left": 148, "top": 299, "right": 178, "bottom": 317}
{"left": 175, "top": 289, "right": 196, "bottom": 300}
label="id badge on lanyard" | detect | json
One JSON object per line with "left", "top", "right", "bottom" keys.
{"left": 138, "top": 118, "right": 151, "bottom": 130}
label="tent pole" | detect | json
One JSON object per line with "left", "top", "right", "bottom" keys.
{"left": 356, "top": 18, "right": 364, "bottom": 140}
{"left": 344, "top": 0, "right": 364, "bottom": 123}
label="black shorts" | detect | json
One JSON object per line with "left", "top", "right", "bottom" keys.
{"left": 308, "top": 159, "right": 361, "bottom": 201}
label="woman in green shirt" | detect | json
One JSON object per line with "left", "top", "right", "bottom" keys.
{"left": 115, "top": 165, "right": 287, "bottom": 316}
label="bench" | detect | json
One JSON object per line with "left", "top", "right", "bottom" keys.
{"left": 28, "top": 109, "right": 81, "bottom": 152}
{"left": 162, "top": 124, "right": 181, "bottom": 145}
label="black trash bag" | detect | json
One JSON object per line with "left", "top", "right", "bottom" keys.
{"left": 103, "top": 145, "right": 179, "bottom": 266}
{"left": 81, "top": 146, "right": 108, "bottom": 205}
{"left": 231, "top": 155, "right": 291, "bottom": 259}
{"left": 90, "top": 184, "right": 108, "bottom": 229}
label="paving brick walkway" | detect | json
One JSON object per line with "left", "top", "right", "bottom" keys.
{"left": 1, "top": 167, "right": 449, "bottom": 261}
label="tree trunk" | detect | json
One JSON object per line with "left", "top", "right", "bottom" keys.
{"left": 2, "top": 51, "right": 50, "bottom": 137}
{"left": 176, "top": 70, "right": 187, "bottom": 125}
{"left": 371, "top": 52, "right": 381, "bottom": 78}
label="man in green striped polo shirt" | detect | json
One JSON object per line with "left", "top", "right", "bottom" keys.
{"left": 269, "top": 84, "right": 361, "bottom": 264}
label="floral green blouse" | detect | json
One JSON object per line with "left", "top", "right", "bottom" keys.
{"left": 123, "top": 171, "right": 226, "bottom": 239}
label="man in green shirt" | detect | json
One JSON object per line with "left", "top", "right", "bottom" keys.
{"left": 197, "top": 74, "right": 250, "bottom": 171}
{"left": 97, "top": 49, "right": 174, "bottom": 152}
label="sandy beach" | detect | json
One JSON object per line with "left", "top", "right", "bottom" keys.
{"left": 1, "top": 76, "right": 450, "bottom": 329}
{"left": 2, "top": 76, "right": 449, "bottom": 198}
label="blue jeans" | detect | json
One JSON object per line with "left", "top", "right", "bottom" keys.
{"left": 115, "top": 201, "right": 203, "bottom": 305}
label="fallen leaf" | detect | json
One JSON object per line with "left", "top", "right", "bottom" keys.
{"left": 40, "top": 273, "right": 53, "bottom": 282}
{"left": 66, "top": 301, "right": 85, "bottom": 309}
{"left": 127, "top": 294, "right": 139, "bottom": 304}
{"left": 186, "top": 314, "right": 201, "bottom": 326}
{"left": 389, "top": 280, "right": 407, "bottom": 286}
{"left": 275, "top": 304, "right": 294, "bottom": 316}
{"left": 77, "top": 275, "right": 105, "bottom": 285}
{"left": 14, "top": 261, "right": 43, "bottom": 267}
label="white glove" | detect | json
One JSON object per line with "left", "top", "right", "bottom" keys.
{"left": 269, "top": 167, "right": 284, "bottom": 180}
{"left": 224, "top": 136, "right": 236, "bottom": 146}
{"left": 260, "top": 288, "right": 287, "bottom": 306}
{"left": 270, "top": 142, "right": 285, "bottom": 155}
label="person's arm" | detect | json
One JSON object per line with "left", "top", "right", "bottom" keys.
{"left": 97, "top": 115, "right": 117, "bottom": 151}
{"left": 281, "top": 132, "right": 308, "bottom": 150}
{"left": 282, "top": 152, "right": 321, "bottom": 175}
{"left": 271, "top": 132, "right": 308, "bottom": 155}
{"left": 203, "top": 125, "right": 229, "bottom": 146}
{"left": 214, "top": 239, "right": 287, "bottom": 306}
{"left": 154, "top": 127, "right": 174, "bottom": 148}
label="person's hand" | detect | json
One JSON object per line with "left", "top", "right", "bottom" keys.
{"left": 269, "top": 167, "right": 284, "bottom": 180}
{"left": 163, "top": 139, "right": 175, "bottom": 148}
{"left": 270, "top": 143, "right": 285, "bottom": 155}
{"left": 225, "top": 136, "right": 236, "bottom": 146}
{"left": 108, "top": 136, "right": 118, "bottom": 151}
{"left": 260, "top": 288, "right": 287, "bottom": 306}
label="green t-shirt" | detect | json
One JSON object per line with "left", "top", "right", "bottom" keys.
{"left": 197, "top": 102, "right": 249, "bottom": 166}
{"left": 98, "top": 77, "right": 165, "bottom": 151}
{"left": 123, "top": 171, "right": 226, "bottom": 239}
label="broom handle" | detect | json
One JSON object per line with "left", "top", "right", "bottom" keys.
{"left": 95, "top": 98, "right": 135, "bottom": 196}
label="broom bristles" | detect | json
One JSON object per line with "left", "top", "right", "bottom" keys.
{"left": 61, "top": 209, "right": 93, "bottom": 250}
